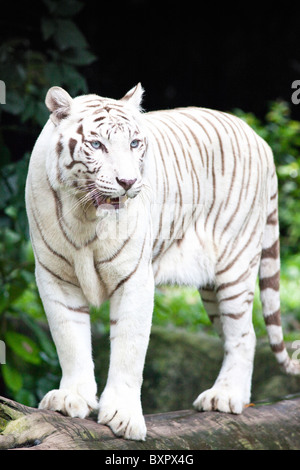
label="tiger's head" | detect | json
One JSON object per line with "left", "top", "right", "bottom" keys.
{"left": 45, "top": 84, "right": 147, "bottom": 210}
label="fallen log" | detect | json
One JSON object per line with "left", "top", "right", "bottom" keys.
{"left": 0, "top": 395, "right": 300, "bottom": 450}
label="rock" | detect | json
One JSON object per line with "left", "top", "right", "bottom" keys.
{"left": 93, "top": 326, "right": 300, "bottom": 414}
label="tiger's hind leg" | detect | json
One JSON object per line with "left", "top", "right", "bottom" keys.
{"left": 194, "top": 270, "right": 257, "bottom": 414}
{"left": 198, "top": 285, "right": 222, "bottom": 336}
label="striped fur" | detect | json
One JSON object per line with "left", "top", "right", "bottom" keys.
{"left": 25, "top": 84, "right": 300, "bottom": 441}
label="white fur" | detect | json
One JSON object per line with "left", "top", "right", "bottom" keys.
{"left": 25, "top": 85, "right": 294, "bottom": 441}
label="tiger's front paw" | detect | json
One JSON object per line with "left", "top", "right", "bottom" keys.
{"left": 39, "top": 387, "right": 98, "bottom": 419}
{"left": 98, "top": 387, "right": 146, "bottom": 441}
{"left": 193, "top": 386, "right": 248, "bottom": 415}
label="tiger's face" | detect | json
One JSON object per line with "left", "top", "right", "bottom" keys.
{"left": 46, "top": 84, "right": 147, "bottom": 210}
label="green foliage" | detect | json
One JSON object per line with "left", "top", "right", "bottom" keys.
{"left": 0, "top": 0, "right": 96, "bottom": 128}
{"left": 153, "top": 287, "right": 211, "bottom": 333}
{"left": 0, "top": 0, "right": 96, "bottom": 405}
{"left": 233, "top": 101, "right": 300, "bottom": 257}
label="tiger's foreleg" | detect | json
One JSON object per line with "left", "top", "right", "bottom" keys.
{"left": 36, "top": 263, "right": 98, "bottom": 418}
{"left": 98, "top": 267, "right": 154, "bottom": 441}
{"left": 195, "top": 273, "right": 257, "bottom": 414}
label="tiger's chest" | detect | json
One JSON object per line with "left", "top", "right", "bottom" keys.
{"left": 34, "top": 186, "right": 153, "bottom": 305}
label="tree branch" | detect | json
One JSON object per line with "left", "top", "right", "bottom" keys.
{"left": 1, "top": 395, "right": 300, "bottom": 450}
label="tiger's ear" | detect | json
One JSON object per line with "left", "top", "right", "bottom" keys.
{"left": 120, "top": 83, "right": 144, "bottom": 110}
{"left": 45, "top": 86, "right": 73, "bottom": 124}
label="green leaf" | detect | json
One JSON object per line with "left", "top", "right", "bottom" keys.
{"left": 59, "top": 64, "right": 88, "bottom": 93}
{"left": 41, "top": 17, "right": 56, "bottom": 40}
{"left": 36, "top": 102, "right": 50, "bottom": 127}
{"left": 20, "top": 313, "right": 57, "bottom": 360}
{"left": 8, "top": 279, "right": 28, "bottom": 304}
{"left": 42, "top": 0, "right": 83, "bottom": 17}
{"left": 23, "top": 240, "right": 35, "bottom": 263}
{"left": 4, "top": 206, "right": 18, "bottom": 220}
{"left": 2, "top": 364, "right": 23, "bottom": 392}
{"left": 20, "top": 97, "right": 37, "bottom": 123}
{"left": 42, "top": 0, "right": 57, "bottom": 14}
{"left": 0, "top": 286, "right": 9, "bottom": 313}
{"left": 44, "top": 61, "right": 64, "bottom": 84}
{"left": 5, "top": 331, "right": 41, "bottom": 365}
{"left": 15, "top": 389, "right": 36, "bottom": 407}
{"left": 4, "top": 91, "right": 25, "bottom": 115}
{"left": 0, "top": 135, "right": 11, "bottom": 167}
{"left": 4, "top": 228, "right": 21, "bottom": 245}
{"left": 55, "top": 19, "right": 88, "bottom": 51}
{"left": 62, "top": 48, "right": 97, "bottom": 66}
{"left": 56, "top": 0, "right": 83, "bottom": 17}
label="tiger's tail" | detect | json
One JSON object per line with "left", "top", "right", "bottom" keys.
{"left": 259, "top": 168, "right": 300, "bottom": 375}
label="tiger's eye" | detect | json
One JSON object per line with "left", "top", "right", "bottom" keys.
{"left": 130, "top": 139, "right": 140, "bottom": 149}
{"left": 91, "top": 140, "right": 101, "bottom": 149}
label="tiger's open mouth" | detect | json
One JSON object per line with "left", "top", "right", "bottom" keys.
{"left": 91, "top": 193, "right": 128, "bottom": 210}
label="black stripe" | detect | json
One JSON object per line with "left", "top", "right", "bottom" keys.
{"left": 217, "top": 216, "right": 261, "bottom": 276}
{"left": 69, "top": 138, "right": 77, "bottom": 158}
{"left": 97, "top": 218, "right": 139, "bottom": 265}
{"left": 200, "top": 114, "right": 225, "bottom": 176}
{"left": 265, "top": 309, "right": 281, "bottom": 326}
{"left": 53, "top": 300, "right": 89, "bottom": 314}
{"left": 34, "top": 249, "right": 79, "bottom": 288}
{"left": 259, "top": 271, "right": 280, "bottom": 291}
{"left": 271, "top": 341, "right": 285, "bottom": 353}
{"left": 109, "top": 237, "right": 147, "bottom": 297}
{"left": 261, "top": 239, "right": 279, "bottom": 259}
{"left": 47, "top": 177, "right": 80, "bottom": 249}
{"left": 219, "top": 289, "right": 248, "bottom": 303}
{"left": 216, "top": 269, "right": 251, "bottom": 292}
{"left": 30, "top": 200, "right": 72, "bottom": 266}
{"left": 204, "top": 150, "right": 216, "bottom": 230}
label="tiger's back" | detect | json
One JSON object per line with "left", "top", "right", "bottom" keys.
{"left": 143, "top": 107, "right": 273, "bottom": 287}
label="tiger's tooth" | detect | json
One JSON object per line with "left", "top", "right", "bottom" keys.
{"left": 106, "top": 197, "right": 111, "bottom": 203}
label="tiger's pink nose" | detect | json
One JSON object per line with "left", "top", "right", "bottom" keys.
{"left": 116, "top": 177, "right": 137, "bottom": 191}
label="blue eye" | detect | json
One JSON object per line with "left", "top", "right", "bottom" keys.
{"left": 91, "top": 140, "right": 101, "bottom": 149}
{"left": 130, "top": 139, "right": 140, "bottom": 149}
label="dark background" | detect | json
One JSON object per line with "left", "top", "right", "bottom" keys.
{"left": 79, "top": 1, "right": 300, "bottom": 120}
{"left": 1, "top": 0, "right": 300, "bottom": 118}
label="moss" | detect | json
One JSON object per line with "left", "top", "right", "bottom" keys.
{"left": 0, "top": 417, "right": 7, "bottom": 433}
{"left": 237, "top": 437, "right": 256, "bottom": 450}
{"left": 2, "top": 416, "right": 29, "bottom": 436}
{"left": 0, "top": 403, "right": 25, "bottom": 434}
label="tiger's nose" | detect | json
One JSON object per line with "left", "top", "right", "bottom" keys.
{"left": 116, "top": 177, "right": 137, "bottom": 191}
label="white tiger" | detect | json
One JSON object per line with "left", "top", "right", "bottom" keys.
{"left": 25, "top": 84, "right": 300, "bottom": 441}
